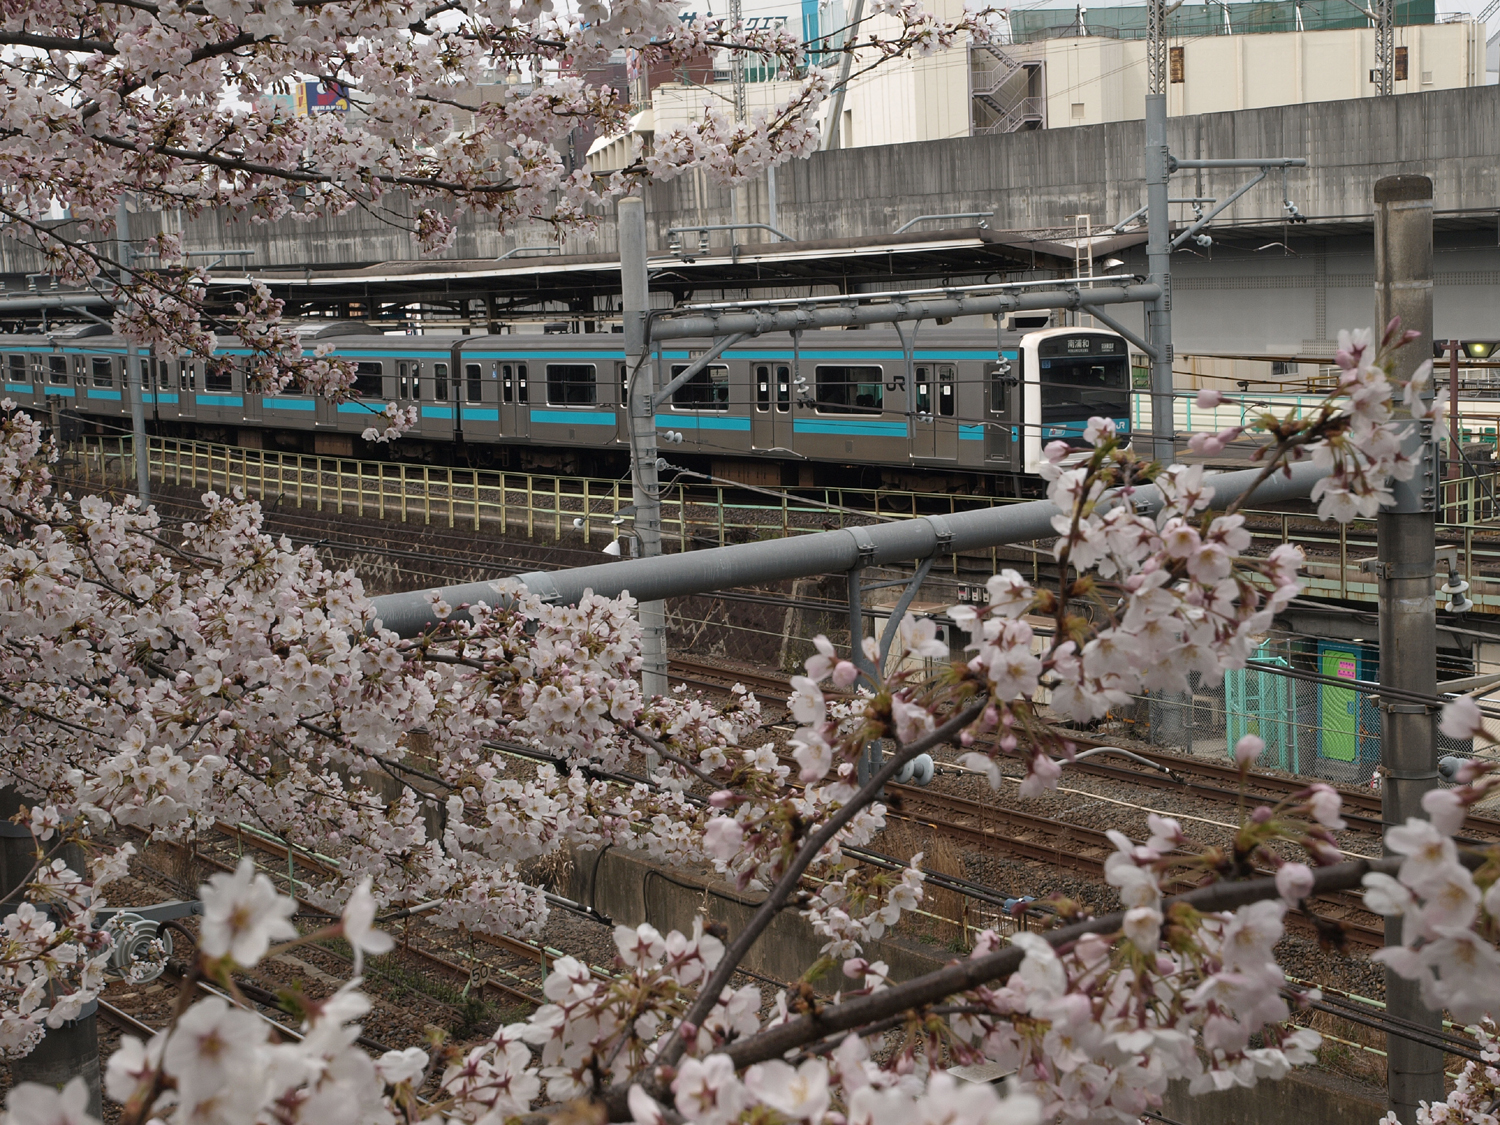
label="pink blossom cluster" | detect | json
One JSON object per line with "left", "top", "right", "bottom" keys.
{"left": 0, "top": 324, "right": 1492, "bottom": 1123}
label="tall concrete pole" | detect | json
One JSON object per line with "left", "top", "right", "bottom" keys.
{"left": 115, "top": 202, "right": 150, "bottom": 504}
{"left": 1373, "top": 173, "right": 1441, "bottom": 1124}
{"left": 1143, "top": 92, "right": 1175, "bottom": 464}
{"left": 619, "top": 196, "right": 667, "bottom": 700}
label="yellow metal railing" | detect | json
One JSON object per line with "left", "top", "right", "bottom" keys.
{"left": 64, "top": 435, "right": 1500, "bottom": 612}
{"left": 67, "top": 436, "right": 1028, "bottom": 558}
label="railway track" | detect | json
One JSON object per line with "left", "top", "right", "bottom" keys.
{"left": 183, "top": 826, "right": 571, "bottom": 1006}
{"left": 886, "top": 782, "right": 1387, "bottom": 948}
{"left": 668, "top": 659, "right": 1500, "bottom": 841}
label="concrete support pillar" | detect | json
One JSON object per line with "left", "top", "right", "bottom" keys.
{"left": 1373, "top": 173, "right": 1441, "bottom": 1125}
{"left": 0, "top": 790, "right": 101, "bottom": 1117}
{"left": 620, "top": 197, "right": 667, "bottom": 701}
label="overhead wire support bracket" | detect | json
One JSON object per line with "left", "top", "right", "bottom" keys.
{"left": 1079, "top": 304, "right": 1158, "bottom": 361}
{"left": 649, "top": 331, "right": 750, "bottom": 411}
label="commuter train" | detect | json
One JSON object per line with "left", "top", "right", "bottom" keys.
{"left": 2, "top": 322, "right": 1134, "bottom": 489}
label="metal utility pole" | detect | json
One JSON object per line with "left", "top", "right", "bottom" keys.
{"left": 1146, "top": 0, "right": 1168, "bottom": 97}
{"left": 618, "top": 196, "right": 667, "bottom": 700}
{"left": 1143, "top": 92, "right": 1174, "bottom": 464}
{"left": 1373, "top": 0, "right": 1395, "bottom": 95}
{"left": 1372, "top": 173, "right": 1441, "bottom": 1123}
{"left": 115, "top": 201, "right": 150, "bottom": 504}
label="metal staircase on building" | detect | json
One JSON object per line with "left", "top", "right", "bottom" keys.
{"left": 970, "top": 39, "right": 1045, "bottom": 134}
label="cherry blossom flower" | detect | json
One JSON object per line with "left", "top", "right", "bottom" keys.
{"left": 340, "top": 878, "right": 395, "bottom": 972}
{"left": 198, "top": 858, "right": 299, "bottom": 967}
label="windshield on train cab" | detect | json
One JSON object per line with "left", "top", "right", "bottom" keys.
{"left": 1038, "top": 334, "right": 1129, "bottom": 446}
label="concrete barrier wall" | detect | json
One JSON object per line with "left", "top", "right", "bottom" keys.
{"left": 565, "top": 844, "right": 949, "bottom": 989}
{"left": 14, "top": 85, "right": 1492, "bottom": 274}
{"left": 568, "top": 845, "right": 1391, "bottom": 1123}
{"left": 1160, "top": 1065, "right": 1387, "bottom": 1125}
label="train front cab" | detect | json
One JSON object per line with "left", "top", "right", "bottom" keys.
{"left": 1019, "top": 327, "right": 1131, "bottom": 474}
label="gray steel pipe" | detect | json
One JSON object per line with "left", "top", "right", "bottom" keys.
{"left": 648, "top": 284, "right": 1161, "bottom": 342}
{"left": 369, "top": 460, "right": 1325, "bottom": 637}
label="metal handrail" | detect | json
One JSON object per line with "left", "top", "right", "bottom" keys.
{"left": 667, "top": 223, "right": 791, "bottom": 243}
{"left": 893, "top": 213, "right": 994, "bottom": 234}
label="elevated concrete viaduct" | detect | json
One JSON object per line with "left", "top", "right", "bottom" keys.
{"left": 4, "top": 84, "right": 1495, "bottom": 351}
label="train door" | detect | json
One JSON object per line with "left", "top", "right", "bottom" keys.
{"left": 177, "top": 359, "right": 197, "bottom": 422}
{"left": 499, "top": 361, "right": 530, "bottom": 439}
{"left": 395, "top": 359, "right": 422, "bottom": 436}
{"left": 750, "top": 363, "right": 793, "bottom": 450}
{"left": 985, "top": 352, "right": 1021, "bottom": 471}
{"left": 459, "top": 359, "right": 499, "bottom": 443}
{"left": 911, "top": 364, "right": 959, "bottom": 460}
{"left": 241, "top": 357, "right": 262, "bottom": 424}
{"left": 148, "top": 356, "right": 175, "bottom": 421}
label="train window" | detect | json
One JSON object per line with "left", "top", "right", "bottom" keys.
{"left": 815, "top": 365, "right": 883, "bottom": 414}
{"left": 755, "top": 365, "right": 770, "bottom": 412}
{"left": 776, "top": 365, "right": 789, "bottom": 413}
{"left": 465, "top": 363, "right": 481, "bottom": 403}
{"left": 411, "top": 362, "right": 421, "bottom": 400}
{"left": 546, "top": 363, "right": 595, "bottom": 406}
{"left": 204, "top": 358, "right": 235, "bottom": 393}
{"left": 670, "top": 364, "right": 728, "bottom": 410}
{"left": 352, "top": 361, "right": 383, "bottom": 398}
{"left": 915, "top": 365, "right": 930, "bottom": 414}
{"left": 180, "top": 361, "right": 197, "bottom": 392}
{"left": 938, "top": 365, "right": 955, "bottom": 417}
{"left": 7, "top": 356, "right": 25, "bottom": 385}
{"left": 502, "top": 363, "right": 513, "bottom": 403}
{"left": 156, "top": 358, "right": 170, "bottom": 390}
{"left": 517, "top": 363, "right": 528, "bottom": 403}
{"left": 47, "top": 356, "right": 67, "bottom": 384}
{"left": 618, "top": 362, "right": 628, "bottom": 405}
{"left": 434, "top": 362, "right": 448, "bottom": 401}
{"left": 397, "top": 361, "right": 410, "bottom": 400}
{"left": 91, "top": 357, "right": 113, "bottom": 387}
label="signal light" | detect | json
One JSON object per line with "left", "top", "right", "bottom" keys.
{"left": 1434, "top": 341, "right": 1499, "bottom": 360}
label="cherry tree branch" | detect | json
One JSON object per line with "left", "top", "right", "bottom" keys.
{"left": 713, "top": 851, "right": 1433, "bottom": 1072}
{"left": 652, "top": 698, "right": 987, "bottom": 1072}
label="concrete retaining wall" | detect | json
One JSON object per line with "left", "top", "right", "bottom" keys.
{"left": 568, "top": 845, "right": 1391, "bottom": 1122}
{"left": 565, "top": 844, "right": 949, "bottom": 988}
{"left": 14, "top": 85, "right": 1493, "bottom": 273}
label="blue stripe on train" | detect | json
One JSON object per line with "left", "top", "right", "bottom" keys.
{"left": 960, "top": 425, "right": 984, "bottom": 440}
{"left": 530, "top": 409, "right": 614, "bottom": 426}
{"left": 793, "top": 419, "right": 906, "bottom": 437}
{"left": 264, "top": 397, "right": 315, "bottom": 411}
{"left": 654, "top": 414, "right": 750, "bottom": 431}
{"left": 87, "top": 390, "right": 123, "bottom": 401}
{"left": 197, "top": 394, "right": 243, "bottom": 407}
